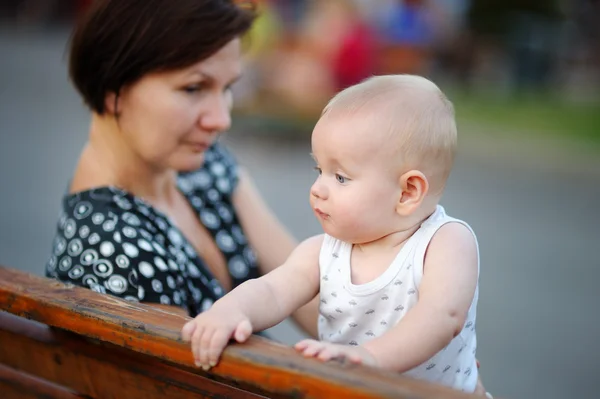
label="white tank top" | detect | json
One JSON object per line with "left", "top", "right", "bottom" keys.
{"left": 318, "top": 205, "right": 479, "bottom": 392}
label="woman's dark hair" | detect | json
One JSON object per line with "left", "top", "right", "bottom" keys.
{"left": 69, "top": 0, "right": 256, "bottom": 114}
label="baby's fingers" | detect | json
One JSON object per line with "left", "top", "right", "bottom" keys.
{"left": 198, "top": 328, "right": 216, "bottom": 369}
{"left": 207, "top": 330, "right": 231, "bottom": 368}
{"left": 190, "top": 325, "right": 205, "bottom": 367}
{"left": 316, "top": 347, "right": 338, "bottom": 362}
{"left": 233, "top": 320, "right": 252, "bottom": 343}
{"left": 346, "top": 352, "right": 364, "bottom": 364}
{"left": 300, "top": 342, "right": 325, "bottom": 358}
{"left": 181, "top": 320, "right": 196, "bottom": 341}
{"left": 294, "top": 339, "right": 317, "bottom": 351}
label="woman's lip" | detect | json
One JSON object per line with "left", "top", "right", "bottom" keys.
{"left": 186, "top": 142, "right": 210, "bottom": 152}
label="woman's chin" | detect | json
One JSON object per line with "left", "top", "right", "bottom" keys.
{"left": 171, "top": 155, "right": 206, "bottom": 172}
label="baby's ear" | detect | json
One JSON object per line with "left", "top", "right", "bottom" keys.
{"left": 395, "top": 170, "right": 429, "bottom": 216}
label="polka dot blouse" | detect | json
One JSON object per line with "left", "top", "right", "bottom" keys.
{"left": 45, "top": 143, "right": 259, "bottom": 317}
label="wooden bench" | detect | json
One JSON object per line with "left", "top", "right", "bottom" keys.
{"left": 0, "top": 265, "right": 478, "bottom": 398}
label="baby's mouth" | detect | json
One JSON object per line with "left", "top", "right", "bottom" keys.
{"left": 314, "top": 208, "right": 329, "bottom": 219}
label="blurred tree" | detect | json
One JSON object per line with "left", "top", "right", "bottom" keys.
{"left": 462, "top": 0, "right": 564, "bottom": 92}
{"left": 467, "top": 0, "right": 563, "bottom": 37}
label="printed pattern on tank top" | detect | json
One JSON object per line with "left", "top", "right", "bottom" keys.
{"left": 317, "top": 205, "right": 479, "bottom": 392}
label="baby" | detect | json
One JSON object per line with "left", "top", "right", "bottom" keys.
{"left": 182, "top": 75, "right": 480, "bottom": 392}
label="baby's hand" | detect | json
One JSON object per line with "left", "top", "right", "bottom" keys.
{"left": 294, "top": 339, "right": 377, "bottom": 367}
{"left": 181, "top": 308, "right": 252, "bottom": 370}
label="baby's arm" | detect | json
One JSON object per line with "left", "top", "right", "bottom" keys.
{"left": 362, "top": 222, "right": 478, "bottom": 371}
{"left": 181, "top": 234, "right": 323, "bottom": 369}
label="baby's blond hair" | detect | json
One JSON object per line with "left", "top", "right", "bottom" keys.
{"left": 322, "top": 75, "right": 457, "bottom": 194}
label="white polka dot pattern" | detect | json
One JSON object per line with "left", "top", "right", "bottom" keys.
{"left": 45, "top": 144, "right": 259, "bottom": 317}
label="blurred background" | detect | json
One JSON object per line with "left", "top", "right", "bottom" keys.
{"left": 1, "top": 0, "right": 599, "bottom": 398}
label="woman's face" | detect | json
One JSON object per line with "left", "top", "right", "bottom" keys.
{"left": 112, "top": 38, "right": 242, "bottom": 172}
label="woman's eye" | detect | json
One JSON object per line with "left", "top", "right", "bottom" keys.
{"left": 184, "top": 86, "right": 198, "bottom": 94}
{"left": 335, "top": 174, "right": 347, "bottom": 183}
{"left": 183, "top": 84, "right": 205, "bottom": 94}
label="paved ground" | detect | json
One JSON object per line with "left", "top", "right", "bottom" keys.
{"left": 1, "top": 27, "right": 599, "bottom": 399}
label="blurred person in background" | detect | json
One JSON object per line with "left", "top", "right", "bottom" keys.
{"left": 329, "top": 0, "right": 376, "bottom": 90}
{"left": 260, "top": 0, "right": 376, "bottom": 116}
{"left": 373, "top": 0, "right": 435, "bottom": 75}
{"left": 44, "top": 0, "right": 319, "bottom": 338}
{"left": 269, "top": 0, "right": 307, "bottom": 34}
{"left": 259, "top": 0, "right": 347, "bottom": 116}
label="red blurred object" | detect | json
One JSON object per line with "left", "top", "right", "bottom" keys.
{"left": 331, "top": 22, "right": 375, "bottom": 90}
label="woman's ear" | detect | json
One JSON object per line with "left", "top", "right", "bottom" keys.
{"left": 396, "top": 170, "right": 429, "bottom": 216}
{"left": 104, "top": 91, "right": 120, "bottom": 116}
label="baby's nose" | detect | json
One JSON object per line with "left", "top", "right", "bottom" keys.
{"left": 310, "top": 180, "right": 328, "bottom": 200}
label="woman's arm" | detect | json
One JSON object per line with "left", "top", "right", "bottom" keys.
{"left": 232, "top": 167, "right": 319, "bottom": 337}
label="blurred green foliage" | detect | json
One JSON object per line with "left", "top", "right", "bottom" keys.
{"left": 452, "top": 92, "right": 600, "bottom": 146}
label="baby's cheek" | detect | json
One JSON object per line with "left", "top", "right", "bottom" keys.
{"left": 341, "top": 201, "right": 370, "bottom": 226}
{"left": 337, "top": 212, "right": 368, "bottom": 238}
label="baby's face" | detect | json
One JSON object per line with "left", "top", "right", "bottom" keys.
{"left": 309, "top": 113, "right": 401, "bottom": 244}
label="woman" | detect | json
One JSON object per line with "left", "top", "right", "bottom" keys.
{"left": 45, "top": 0, "right": 318, "bottom": 337}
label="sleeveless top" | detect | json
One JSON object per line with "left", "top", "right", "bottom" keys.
{"left": 318, "top": 205, "right": 479, "bottom": 392}
{"left": 45, "top": 143, "right": 259, "bottom": 317}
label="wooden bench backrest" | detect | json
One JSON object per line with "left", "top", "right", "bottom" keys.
{"left": 0, "top": 265, "right": 476, "bottom": 398}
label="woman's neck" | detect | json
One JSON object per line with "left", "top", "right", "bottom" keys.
{"left": 73, "top": 114, "right": 178, "bottom": 204}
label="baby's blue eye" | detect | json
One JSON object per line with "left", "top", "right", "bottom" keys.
{"left": 313, "top": 167, "right": 322, "bottom": 175}
{"left": 335, "top": 174, "right": 346, "bottom": 183}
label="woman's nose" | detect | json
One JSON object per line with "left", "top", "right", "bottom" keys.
{"left": 200, "top": 92, "right": 231, "bottom": 133}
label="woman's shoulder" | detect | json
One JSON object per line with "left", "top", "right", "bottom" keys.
{"left": 46, "top": 187, "right": 183, "bottom": 306}
{"left": 50, "top": 187, "right": 168, "bottom": 266}
{"left": 60, "top": 186, "right": 155, "bottom": 226}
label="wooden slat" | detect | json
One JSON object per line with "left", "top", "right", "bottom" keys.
{"left": 0, "top": 312, "right": 266, "bottom": 398}
{"left": 0, "top": 363, "right": 86, "bottom": 399}
{"left": 0, "top": 266, "right": 476, "bottom": 398}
